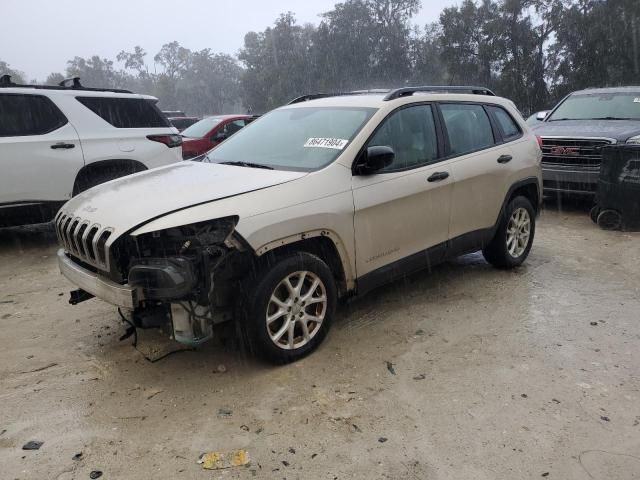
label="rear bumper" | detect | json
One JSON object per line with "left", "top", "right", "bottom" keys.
{"left": 57, "top": 249, "right": 139, "bottom": 309}
{"left": 542, "top": 165, "right": 599, "bottom": 195}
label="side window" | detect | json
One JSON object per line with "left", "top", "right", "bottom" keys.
{"left": 487, "top": 105, "right": 521, "bottom": 141}
{"left": 440, "top": 103, "right": 495, "bottom": 156}
{"left": 368, "top": 105, "right": 438, "bottom": 172}
{"left": 0, "top": 93, "right": 67, "bottom": 137}
{"left": 223, "top": 120, "right": 246, "bottom": 136}
{"left": 76, "top": 97, "right": 170, "bottom": 128}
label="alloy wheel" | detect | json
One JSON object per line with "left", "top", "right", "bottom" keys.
{"left": 266, "top": 271, "right": 327, "bottom": 350}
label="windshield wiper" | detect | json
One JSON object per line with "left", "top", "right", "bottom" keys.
{"left": 218, "top": 161, "right": 274, "bottom": 170}
{"left": 585, "top": 117, "right": 636, "bottom": 121}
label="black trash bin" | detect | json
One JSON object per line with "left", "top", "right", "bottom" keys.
{"left": 590, "top": 145, "right": 640, "bottom": 231}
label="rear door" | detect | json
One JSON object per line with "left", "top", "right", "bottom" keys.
{"left": 352, "top": 104, "right": 454, "bottom": 280}
{"left": 439, "top": 102, "right": 514, "bottom": 239}
{"left": 0, "top": 92, "right": 83, "bottom": 204}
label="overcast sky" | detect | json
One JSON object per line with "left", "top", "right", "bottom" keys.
{"left": 1, "top": 0, "right": 456, "bottom": 81}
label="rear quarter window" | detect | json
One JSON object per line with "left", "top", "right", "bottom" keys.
{"left": 76, "top": 97, "right": 170, "bottom": 128}
{"left": 487, "top": 105, "right": 522, "bottom": 141}
{"left": 0, "top": 93, "right": 68, "bottom": 137}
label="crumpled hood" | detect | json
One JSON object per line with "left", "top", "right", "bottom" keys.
{"left": 532, "top": 120, "right": 640, "bottom": 142}
{"left": 59, "top": 162, "right": 307, "bottom": 237}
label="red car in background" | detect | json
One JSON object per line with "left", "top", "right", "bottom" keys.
{"left": 181, "top": 114, "right": 257, "bottom": 159}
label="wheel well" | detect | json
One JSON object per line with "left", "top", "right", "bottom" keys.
{"left": 509, "top": 181, "right": 539, "bottom": 214}
{"left": 260, "top": 237, "right": 348, "bottom": 297}
{"left": 73, "top": 159, "right": 147, "bottom": 195}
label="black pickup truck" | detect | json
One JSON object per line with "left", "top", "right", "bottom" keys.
{"left": 532, "top": 87, "right": 640, "bottom": 195}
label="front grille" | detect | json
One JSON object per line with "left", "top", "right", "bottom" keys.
{"left": 541, "top": 137, "right": 614, "bottom": 168}
{"left": 55, "top": 211, "right": 113, "bottom": 271}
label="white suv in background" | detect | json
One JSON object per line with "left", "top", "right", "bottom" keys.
{"left": 57, "top": 86, "right": 542, "bottom": 363}
{"left": 0, "top": 76, "right": 182, "bottom": 227}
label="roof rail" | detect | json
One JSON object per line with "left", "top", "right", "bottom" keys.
{"left": 287, "top": 93, "right": 336, "bottom": 105}
{"left": 59, "top": 77, "right": 83, "bottom": 88}
{"left": 0, "top": 74, "right": 16, "bottom": 86}
{"left": 287, "top": 89, "right": 396, "bottom": 105}
{"left": 0, "top": 75, "right": 133, "bottom": 94}
{"left": 383, "top": 85, "right": 496, "bottom": 101}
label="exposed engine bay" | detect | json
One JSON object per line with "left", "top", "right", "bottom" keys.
{"left": 106, "top": 216, "right": 251, "bottom": 346}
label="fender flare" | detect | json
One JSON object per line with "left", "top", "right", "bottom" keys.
{"left": 253, "top": 228, "right": 355, "bottom": 290}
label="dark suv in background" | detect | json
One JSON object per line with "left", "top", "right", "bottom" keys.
{"left": 532, "top": 86, "right": 640, "bottom": 195}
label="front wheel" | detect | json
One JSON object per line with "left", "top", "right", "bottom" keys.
{"left": 483, "top": 196, "right": 536, "bottom": 268}
{"left": 236, "top": 252, "right": 337, "bottom": 363}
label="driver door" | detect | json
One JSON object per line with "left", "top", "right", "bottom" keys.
{"left": 352, "top": 104, "right": 454, "bottom": 286}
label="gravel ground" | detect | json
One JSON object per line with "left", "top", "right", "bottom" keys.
{"left": 1, "top": 204, "right": 639, "bottom": 480}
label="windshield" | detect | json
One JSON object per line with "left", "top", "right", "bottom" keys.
{"left": 547, "top": 92, "right": 640, "bottom": 121}
{"left": 181, "top": 116, "right": 225, "bottom": 138}
{"left": 205, "top": 107, "right": 375, "bottom": 171}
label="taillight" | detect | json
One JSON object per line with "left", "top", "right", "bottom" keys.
{"left": 536, "top": 135, "right": 543, "bottom": 148}
{"left": 147, "top": 134, "right": 182, "bottom": 148}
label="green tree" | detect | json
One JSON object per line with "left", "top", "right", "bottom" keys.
{"left": 45, "top": 72, "right": 65, "bottom": 85}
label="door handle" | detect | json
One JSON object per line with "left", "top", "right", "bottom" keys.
{"left": 497, "top": 154, "right": 513, "bottom": 164}
{"left": 428, "top": 171, "right": 450, "bottom": 182}
{"left": 51, "top": 142, "right": 75, "bottom": 150}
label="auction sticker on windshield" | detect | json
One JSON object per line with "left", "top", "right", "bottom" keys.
{"left": 304, "top": 138, "right": 349, "bottom": 150}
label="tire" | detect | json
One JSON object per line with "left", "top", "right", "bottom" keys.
{"left": 483, "top": 196, "right": 536, "bottom": 269}
{"left": 597, "top": 209, "right": 622, "bottom": 230}
{"left": 236, "top": 252, "right": 337, "bottom": 364}
{"left": 590, "top": 206, "right": 600, "bottom": 224}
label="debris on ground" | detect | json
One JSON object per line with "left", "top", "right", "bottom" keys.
{"left": 600, "top": 416, "right": 610, "bottom": 422}
{"left": 218, "top": 408, "right": 233, "bottom": 417}
{"left": 198, "top": 449, "right": 250, "bottom": 470}
{"left": 385, "top": 361, "right": 396, "bottom": 375}
{"left": 20, "top": 363, "right": 57, "bottom": 374}
{"left": 216, "top": 364, "right": 227, "bottom": 373}
{"left": 590, "top": 321, "right": 598, "bottom": 326}
{"left": 541, "top": 473, "right": 549, "bottom": 477}
{"left": 378, "top": 437, "right": 388, "bottom": 443}
{"left": 73, "top": 452, "right": 83, "bottom": 461}
{"left": 89, "top": 470, "right": 103, "bottom": 479}
{"left": 414, "top": 329, "right": 425, "bottom": 336}
{"left": 288, "top": 447, "right": 296, "bottom": 454}
{"left": 521, "top": 394, "right": 528, "bottom": 398}
{"left": 145, "top": 388, "right": 163, "bottom": 400}
{"left": 552, "top": 399, "right": 561, "bottom": 404}
{"left": 413, "top": 374, "right": 426, "bottom": 381}
{"left": 240, "top": 425, "right": 250, "bottom": 432}
{"left": 22, "top": 440, "right": 43, "bottom": 450}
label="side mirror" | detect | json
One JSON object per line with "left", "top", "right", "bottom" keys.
{"left": 354, "top": 146, "right": 395, "bottom": 175}
{"left": 536, "top": 110, "right": 549, "bottom": 121}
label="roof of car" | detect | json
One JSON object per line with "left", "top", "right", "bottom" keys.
{"left": 0, "top": 86, "right": 157, "bottom": 101}
{"left": 283, "top": 92, "right": 516, "bottom": 110}
{"left": 573, "top": 86, "right": 640, "bottom": 95}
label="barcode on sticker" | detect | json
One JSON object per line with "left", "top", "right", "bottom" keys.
{"left": 304, "top": 138, "right": 349, "bottom": 150}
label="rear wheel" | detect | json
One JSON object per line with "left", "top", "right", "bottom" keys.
{"left": 483, "top": 196, "right": 536, "bottom": 268}
{"left": 236, "top": 252, "right": 336, "bottom": 363}
{"left": 597, "top": 209, "right": 622, "bottom": 230}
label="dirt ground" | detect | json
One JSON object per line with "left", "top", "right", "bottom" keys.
{"left": 1, "top": 204, "right": 639, "bottom": 480}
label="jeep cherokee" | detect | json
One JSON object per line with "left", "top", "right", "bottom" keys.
{"left": 56, "top": 86, "right": 542, "bottom": 363}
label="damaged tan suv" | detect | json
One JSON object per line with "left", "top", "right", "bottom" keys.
{"left": 56, "top": 86, "right": 542, "bottom": 363}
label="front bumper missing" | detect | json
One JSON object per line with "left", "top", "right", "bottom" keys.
{"left": 57, "top": 249, "right": 139, "bottom": 309}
